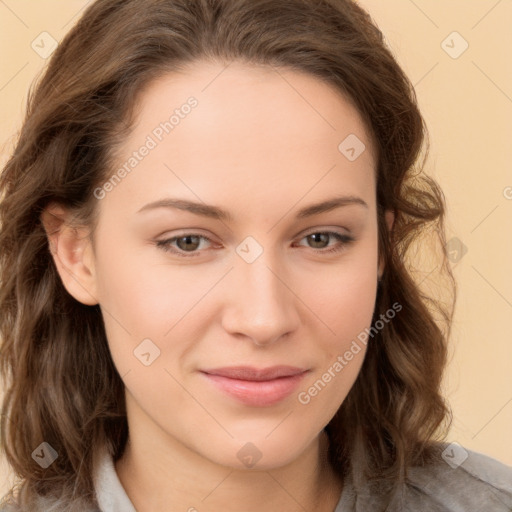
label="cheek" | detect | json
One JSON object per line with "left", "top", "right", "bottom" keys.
{"left": 295, "top": 271, "right": 376, "bottom": 425}
{"left": 93, "top": 236, "right": 223, "bottom": 380}
{"left": 310, "top": 269, "right": 377, "bottom": 328}
{"left": 293, "top": 241, "right": 378, "bottom": 414}
{"left": 301, "top": 270, "right": 376, "bottom": 387}
{"left": 298, "top": 242, "right": 379, "bottom": 350}
{"left": 94, "top": 234, "right": 210, "bottom": 333}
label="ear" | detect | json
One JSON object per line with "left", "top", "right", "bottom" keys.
{"left": 40, "top": 203, "right": 99, "bottom": 306}
{"left": 378, "top": 209, "right": 395, "bottom": 280}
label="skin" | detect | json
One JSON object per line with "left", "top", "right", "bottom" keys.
{"left": 43, "top": 60, "right": 394, "bottom": 512}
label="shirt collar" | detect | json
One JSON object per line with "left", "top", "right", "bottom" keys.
{"left": 94, "top": 448, "right": 136, "bottom": 512}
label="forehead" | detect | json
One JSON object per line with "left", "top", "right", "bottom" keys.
{"left": 103, "top": 60, "right": 376, "bottom": 219}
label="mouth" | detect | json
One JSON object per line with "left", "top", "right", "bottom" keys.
{"left": 200, "top": 366, "right": 310, "bottom": 407}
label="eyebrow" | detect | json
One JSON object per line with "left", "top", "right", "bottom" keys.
{"left": 136, "top": 195, "right": 368, "bottom": 221}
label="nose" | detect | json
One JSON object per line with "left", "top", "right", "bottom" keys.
{"left": 221, "top": 255, "right": 300, "bottom": 347}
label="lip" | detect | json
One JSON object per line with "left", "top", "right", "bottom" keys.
{"left": 200, "top": 366, "right": 309, "bottom": 407}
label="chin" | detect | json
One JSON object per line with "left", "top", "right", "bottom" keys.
{"left": 196, "top": 426, "right": 317, "bottom": 471}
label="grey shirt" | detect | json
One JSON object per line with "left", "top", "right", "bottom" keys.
{"left": 2, "top": 443, "right": 512, "bottom": 511}
{"left": 93, "top": 444, "right": 512, "bottom": 511}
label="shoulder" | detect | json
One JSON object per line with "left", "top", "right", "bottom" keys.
{"left": 337, "top": 442, "right": 512, "bottom": 512}
{"left": 399, "top": 442, "right": 512, "bottom": 511}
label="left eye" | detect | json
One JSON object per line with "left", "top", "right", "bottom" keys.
{"left": 155, "top": 231, "right": 354, "bottom": 257}
{"left": 156, "top": 234, "right": 213, "bottom": 256}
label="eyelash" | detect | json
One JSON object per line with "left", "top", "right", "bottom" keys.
{"left": 155, "top": 231, "right": 355, "bottom": 258}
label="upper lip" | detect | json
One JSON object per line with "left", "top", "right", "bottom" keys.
{"left": 201, "top": 366, "right": 308, "bottom": 381}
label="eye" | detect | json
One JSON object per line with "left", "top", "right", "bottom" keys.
{"left": 155, "top": 230, "right": 355, "bottom": 258}
{"left": 156, "top": 233, "right": 214, "bottom": 257}
{"left": 295, "top": 231, "right": 355, "bottom": 254}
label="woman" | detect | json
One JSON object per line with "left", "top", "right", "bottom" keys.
{"left": 0, "top": 0, "right": 511, "bottom": 510}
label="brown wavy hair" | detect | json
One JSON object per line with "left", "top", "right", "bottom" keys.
{"left": 0, "top": 0, "right": 456, "bottom": 508}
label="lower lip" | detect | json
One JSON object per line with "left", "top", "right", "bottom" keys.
{"left": 201, "top": 372, "right": 308, "bottom": 407}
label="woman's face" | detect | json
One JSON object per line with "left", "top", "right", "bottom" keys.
{"left": 82, "top": 61, "right": 388, "bottom": 469}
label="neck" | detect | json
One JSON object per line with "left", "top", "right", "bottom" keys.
{"left": 115, "top": 425, "right": 343, "bottom": 512}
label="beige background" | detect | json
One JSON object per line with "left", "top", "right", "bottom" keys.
{"left": 0, "top": 0, "right": 511, "bottom": 495}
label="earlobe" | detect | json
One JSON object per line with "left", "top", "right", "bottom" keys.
{"left": 385, "top": 209, "right": 395, "bottom": 233}
{"left": 40, "top": 203, "right": 99, "bottom": 306}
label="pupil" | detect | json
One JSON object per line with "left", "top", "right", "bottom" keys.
{"left": 178, "top": 236, "right": 200, "bottom": 251}
{"left": 309, "top": 233, "right": 328, "bottom": 248}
